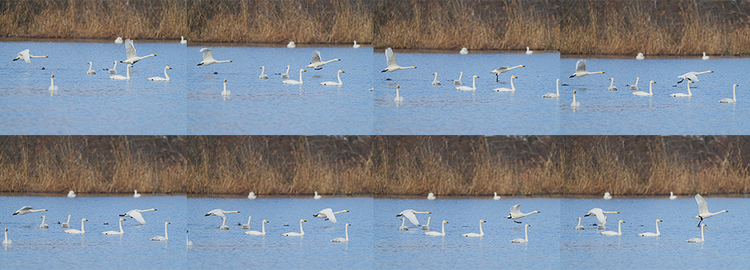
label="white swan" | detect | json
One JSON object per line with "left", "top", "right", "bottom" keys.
{"left": 421, "top": 216, "right": 431, "bottom": 230}
{"left": 307, "top": 51, "right": 340, "bottom": 70}
{"left": 109, "top": 61, "right": 117, "bottom": 74}
{"left": 633, "top": 81, "right": 655, "bottom": 96}
{"left": 600, "top": 220, "right": 624, "bottom": 236}
{"left": 221, "top": 79, "right": 230, "bottom": 97}
{"left": 431, "top": 72, "right": 441, "bottom": 86}
{"left": 399, "top": 217, "right": 408, "bottom": 231}
{"left": 259, "top": 66, "right": 269, "bottom": 80}
{"left": 526, "top": 47, "right": 533, "bottom": 55}
{"left": 313, "top": 191, "right": 322, "bottom": 199}
{"left": 3, "top": 228, "right": 11, "bottom": 245}
{"left": 694, "top": 194, "right": 728, "bottom": 226}
{"left": 569, "top": 59, "right": 604, "bottom": 78}
{"left": 571, "top": 90, "right": 581, "bottom": 107}
{"left": 427, "top": 193, "right": 436, "bottom": 200}
{"left": 101, "top": 218, "right": 125, "bottom": 235}
{"left": 151, "top": 222, "right": 169, "bottom": 241}
{"left": 575, "top": 217, "right": 584, "bottom": 230}
{"left": 637, "top": 219, "right": 662, "bottom": 237}
{"left": 133, "top": 190, "right": 141, "bottom": 198}
{"left": 491, "top": 65, "right": 524, "bottom": 82}
{"left": 607, "top": 77, "right": 617, "bottom": 91}
{"left": 313, "top": 208, "right": 349, "bottom": 223}
{"left": 669, "top": 80, "right": 693, "bottom": 97}
{"left": 397, "top": 209, "right": 431, "bottom": 226}
{"left": 669, "top": 192, "right": 677, "bottom": 200}
{"left": 39, "top": 215, "right": 49, "bottom": 229}
{"left": 424, "top": 220, "right": 448, "bottom": 236}
{"left": 543, "top": 79, "right": 560, "bottom": 98}
{"left": 320, "top": 70, "right": 345, "bottom": 86}
{"left": 180, "top": 36, "right": 187, "bottom": 45}
{"left": 630, "top": 77, "right": 639, "bottom": 90}
{"left": 197, "top": 48, "right": 232, "bottom": 66}
{"left": 677, "top": 70, "right": 713, "bottom": 84}
{"left": 719, "top": 84, "right": 738, "bottom": 103}
{"left": 248, "top": 192, "right": 257, "bottom": 199}
{"left": 492, "top": 75, "right": 517, "bottom": 92}
{"left": 687, "top": 224, "right": 706, "bottom": 243}
{"left": 461, "top": 219, "right": 486, "bottom": 237}
{"left": 12, "top": 206, "right": 47, "bottom": 215}
{"left": 332, "top": 223, "right": 351, "bottom": 242}
{"left": 454, "top": 71, "right": 463, "bottom": 85}
{"left": 242, "top": 216, "right": 252, "bottom": 229}
{"left": 636, "top": 53, "right": 645, "bottom": 60}
{"left": 121, "top": 39, "right": 156, "bottom": 64}
{"left": 281, "top": 219, "right": 306, "bottom": 236}
{"left": 13, "top": 49, "right": 47, "bottom": 63}
{"left": 584, "top": 208, "right": 619, "bottom": 229}
{"left": 381, "top": 47, "right": 416, "bottom": 72}
{"left": 282, "top": 69, "right": 306, "bottom": 85}
{"left": 245, "top": 220, "right": 268, "bottom": 235}
{"left": 49, "top": 75, "right": 59, "bottom": 91}
{"left": 204, "top": 209, "right": 239, "bottom": 218}
{"left": 511, "top": 224, "right": 531, "bottom": 243}
{"left": 281, "top": 65, "right": 290, "bottom": 79}
{"left": 287, "top": 41, "right": 296, "bottom": 48}
{"left": 603, "top": 192, "right": 612, "bottom": 200}
{"left": 460, "top": 47, "right": 468, "bottom": 54}
{"left": 702, "top": 52, "right": 709, "bottom": 60}
{"left": 506, "top": 204, "right": 540, "bottom": 223}
{"left": 219, "top": 216, "right": 229, "bottom": 230}
{"left": 186, "top": 230, "right": 194, "bottom": 246}
{"left": 353, "top": 41, "right": 360, "bottom": 49}
{"left": 109, "top": 64, "right": 132, "bottom": 80}
{"left": 64, "top": 218, "right": 87, "bottom": 234}
{"left": 86, "top": 61, "right": 96, "bottom": 75}
{"left": 455, "top": 75, "right": 478, "bottom": 91}
{"left": 493, "top": 192, "right": 501, "bottom": 200}
{"left": 120, "top": 208, "right": 157, "bottom": 224}
{"left": 394, "top": 85, "right": 404, "bottom": 102}
{"left": 147, "top": 66, "right": 171, "bottom": 81}
{"left": 67, "top": 190, "right": 75, "bottom": 198}
{"left": 61, "top": 215, "right": 71, "bottom": 228}
{"left": 114, "top": 37, "right": 123, "bottom": 44}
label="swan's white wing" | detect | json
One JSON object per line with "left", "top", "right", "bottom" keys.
{"left": 19, "top": 206, "right": 34, "bottom": 211}
{"left": 317, "top": 208, "right": 333, "bottom": 219}
{"left": 130, "top": 211, "right": 146, "bottom": 224}
{"left": 575, "top": 60, "right": 586, "bottom": 72}
{"left": 19, "top": 50, "right": 30, "bottom": 63}
{"left": 695, "top": 194, "right": 709, "bottom": 215}
{"left": 328, "top": 213, "right": 338, "bottom": 223}
{"left": 402, "top": 211, "right": 420, "bottom": 226}
{"left": 385, "top": 47, "right": 398, "bottom": 68}
{"left": 125, "top": 39, "right": 137, "bottom": 59}
{"left": 594, "top": 212, "right": 606, "bottom": 224}
{"left": 510, "top": 204, "right": 522, "bottom": 216}
{"left": 311, "top": 51, "right": 322, "bottom": 64}
{"left": 200, "top": 48, "right": 215, "bottom": 61}
{"left": 685, "top": 72, "right": 700, "bottom": 83}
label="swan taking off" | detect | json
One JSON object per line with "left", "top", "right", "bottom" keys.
{"left": 454, "top": 72, "right": 463, "bottom": 85}
{"left": 147, "top": 66, "right": 172, "bottom": 81}
{"left": 397, "top": 209, "right": 431, "bottom": 226}
{"left": 307, "top": 51, "right": 340, "bottom": 70}
{"left": 12, "top": 206, "right": 47, "bottom": 215}
{"left": 259, "top": 66, "right": 269, "bottom": 80}
{"left": 205, "top": 209, "right": 239, "bottom": 218}
{"left": 313, "top": 191, "right": 322, "bottom": 199}
{"left": 455, "top": 75, "right": 479, "bottom": 91}
{"left": 506, "top": 204, "right": 540, "bottom": 223}
{"left": 636, "top": 53, "right": 645, "bottom": 60}
{"left": 633, "top": 81, "right": 654, "bottom": 96}
{"left": 109, "top": 64, "right": 132, "bottom": 80}
{"left": 637, "top": 219, "right": 662, "bottom": 237}
{"left": 603, "top": 192, "right": 612, "bottom": 200}
{"left": 109, "top": 61, "right": 118, "bottom": 74}
{"left": 702, "top": 52, "right": 709, "bottom": 60}
{"left": 320, "top": 70, "right": 345, "bottom": 86}
{"left": 281, "top": 65, "right": 290, "bottom": 79}
{"left": 282, "top": 69, "right": 306, "bottom": 85}
{"left": 526, "top": 47, "right": 533, "bottom": 55}
{"left": 511, "top": 224, "right": 531, "bottom": 243}
{"left": 422, "top": 216, "right": 431, "bottom": 230}
{"left": 584, "top": 208, "right": 619, "bottom": 229}
{"left": 382, "top": 47, "right": 416, "bottom": 72}
{"left": 121, "top": 39, "right": 156, "bottom": 64}
{"left": 353, "top": 41, "right": 360, "bottom": 49}
{"left": 575, "top": 217, "right": 584, "bottom": 230}
{"left": 221, "top": 79, "right": 230, "bottom": 97}
{"left": 86, "top": 62, "right": 96, "bottom": 75}
{"left": 607, "top": 77, "right": 617, "bottom": 91}
{"left": 281, "top": 219, "right": 306, "bottom": 236}
{"left": 39, "top": 215, "right": 49, "bottom": 229}
{"left": 332, "top": 223, "right": 351, "bottom": 242}
{"left": 490, "top": 65, "right": 524, "bottom": 82}
{"left": 571, "top": 90, "right": 581, "bottom": 107}
{"left": 394, "top": 85, "right": 404, "bottom": 102}
{"left": 62, "top": 215, "right": 71, "bottom": 228}
{"left": 543, "top": 79, "right": 560, "bottom": 98}
{"left": 13, "top": 49, "right": 47, "bottom": 63}
{"left": 287, "top": 41, "right": 296, "bottom": 48}
{"left": 313, "top": 208, "right": 349, "bottom": 223}
{"left": 669, "top": 80, "right": 693, "bottom": 97}
{"left": 48, "top": 75, "right": 58, "bottom": 91}
{"left": 219, "top": 216, "right": 229, "bottom": 230}
{"left": 677, "top": 70, "right": 713, "bottom": 84}
{"left": 197, "top": 48, "right": 232, "bottom": 66}
{"left": 248, "top": 192, "right": 257, "bottom": 199}
{"left": 431, "top": 72, "right": 441, "bottom": 86}
{"left": 114, "top": 37, "right": 123, "bottom": 44}
{"left": 569, "top": 60, "right": 604, "bottom": 78}
{"left": 245, "top": 220, "right": 268, "bottom": 235}
{"left": 719, "top": 84, "right": 739, "bottom": 103}
{"left": 427, "top": 193, "right": 436, "bottom": 200}
{"left": 64, "top": 218, "right": 88, "bottom": 234}
{"left": 180, "top": 36, "right": 187, "bottom": 45}
{"left": 694, "top": 194, "right": 728, "bottom": 226}
{"left": 399, "top": 217, "right": 408, "bottom": 231}
{"left": 120, "top": 208, "right": 157, "bottom": 224}
{"left": 460, "top": 47, "right": 468, "bottom": 54}
{"left": 151, "top": 222, "right": 170, "bottom": 241}
{"left": 3, "top": 228, "right": 11, "bottom": 245}
{"left": 461, "top": 219, "right": 486, "bottom": 237}
{"left": 600, "top": 220, "right": 624, "bottom": 236}
{"left": 669, "top": 192, "right": 677, "bottom": 200}
{"left": 493, "top": 192, "right": 501, "bottom": 200}
{"left": 101, "top": 218, "right": 125, "bottom": 235}
{"left": 424, "top": 220, "right": 448, "bottom": 236}
{"left": 133, "top": 190, "right": 141, "bottom": 198}
{"left": 492, "top": 75, "right": 517, "bottom": 92}
{"left": 687, "top": 223, "right": 706, "bottom": 243}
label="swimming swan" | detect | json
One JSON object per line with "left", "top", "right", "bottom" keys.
{"left": 101, "top": 218, "right": 125, "bottom": 235}
{"left": 571, "top": 91, "right": 581, "bottom": 107}
{"left": 382, "top": 47, "right": 416, "bottom": 72}
{"left": 197, "top": 48, "right": 232, "bottom": 66}
{"left": 677, "top": 70, "right": 713, "bottom": 84}
{"left": 186, "top": 229, "right": 194, "bottom": 245}
{"left": 133, "top": 190, "right": 141, "bottom": 198}
{"left": 39, "top": 215, "right": 49, "bottom": 229}
{"left": 584, "top": 208, "right": 619, "bottom": 229}
{"left": 147, "top": 66, "right": 171, "bottom": 81}
{"left": 719, "top": 84, "right": 738, "bottom": 103}
{"left": 320, "top": 70, "right": 345, "bottom": 86}
{"left": 120, "top": 208, "right": 157, "bottom": 224}
{"left": 630, "top": 77, "right": 639, "bottom": 90}
{"left": 543, "top": 79, "right": 560, "bottom": 98}
{"left": 461, "top": 219, "right": 486, "bottom": 237}
{"left": 569, "top": 60, "right": 604, "bottom": 78}
{"left": 248, "top": 192, "right": 256, "bottom": 199}
{"left": 282, "top": 69, "right": 306, "bottom": 85}
{"left": 259, "top": 66, "right": 269, "bottom": 80}
{"left": 3, "top": 228, "right": 11, "bottom": 245}
{"left": 399, "top": 217, "right": 408, "bottom": 231}
{"left": 637, "top": 219, "right": 662, "bottom": 237}
{"left": 603, "top": 192, "right": 612, "bottom": 200}
{"left": 422, "top": 216, "right": 431, "bottom": 230}
{"left": 600, "top": 220, "right": 624, "bottom": 236}
{"left": 121, "top": 39, "right": 156, "bottom": 64}
{"left": 397, "top": 209, "right": 431, "bottom": 226}
{"left": 151, "top": 222, "right": 169, "bottom": 241}
{"left": 702, "top": 52, "right": 709, "bottom": 60}
{"left": 281, "top": 219, "right": 306, "bottom": 236}
{"left": 109, "top": 64, "right": 132, "bottom": 80}
{"left": 219, "top": 216, "right": 229, "bottom": 230}
{"left": 307, "top": 51, "right": 340, "bottom": 70}
{"left": 49, "top": 75, "right": 58, "bottom": 91}
{"left": 64, "top": 218, "right": 87, "bottom": 234}
{"left": 394, "top": 85, "right": 404, "bottom": 102}
{"left": 607, "top": 77, "right": 617, "bottom": 91}
{"left": 694, "top": 194, "right": 728, "bottom": 227}
{"left": 575, "top": 217, "right": 584, "bottom": 230}
{"left": 353, "top": 41, "right": 360, "bottom": 49}
{"left": 454, "top": 72, "right": 463, "bottom": 85}
{"left": 491, "top": 65, "right": 525, "bottom": 82}
{"left": 205, "top": 209, "right": 239, "bottom": 218}
{"left": 12, "top": 206, "right": 47, "bottom": 215}
{"left": 455, "top": 75, "right": 478, "bottom": 91}
{"left": 460, "top": 47, "right": 468, "bottom": 54}
{"left": 492, "top": 75, "right": 517, "bottom": 92}
{"left": 669, "top": 192, "right": 677, "bottom": 200}
{"left": 180, "top": 36, "right": 187, "bottom": 44}
{"left": 636, "top": 53, "right": 645, "bottom": 60}
{"left": 287, "top": 41, "right": 295, "bottom": 48}
{"left": 506, "top": 204, "right": 540, "bottom": 223}
{"left": 431, "top": 72, "right": 441, "bottom": 86}
{"left": 669, "top": 80, "right": 692, "bottom": 97}
{"left": 332, "top": 223, "right": 351, "bottom": 242}
{"left": 221, "top": 79, "right": 230, "bottom": 97}
{"left": 245, "top": 220, "right": 268, "bottom": 235}
{"left": 526, "top": 47, "right": 533, "bottom": 55}
{"left": 424, "top": 220, "right": 448, "bottom": 236}
{"left": 493, "top": 192, "right": 501, "bottom": 200}
{"left": 109, "top": 61, "right": 117, "bottom": 74}
{"left": 67, "top": 190, "right": 76, "bottom": 198}
{"left": 427, "top": 193, "right": 436, "bottom": 200}
{"left": 511, "top": 224, "right": 531, "bottom": 243}
{"left": 86, "top": 62, "right": 96, "bottom": 75}
{"left": 313, "top": 208, "right": 349, "bottom": 223}
{"left": 114, "top": 37, "right": 123, "bottom": 44}
{"left": 687, "top": 223, "right": 706, "bottom": 243}
{"left": 633, "top": 81, "right": 655, "bottom": 96}
{"left": 61, "top": 215, "right": 71, "bottom": 228}
{"left": 13, "top": 49, "right": 47, "bottom": 63}
{"left": 313, "top": 191, "right": 322, "bottom": 199}
{"left": 281, "top": 65, "right": 290, "bottom": 79}
{"left": 242, "top": 216, "right": 252, "bottom": 229}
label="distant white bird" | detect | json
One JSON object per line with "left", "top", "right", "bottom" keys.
{"left": 197, "top": 48, "right": 231, "bottom": 66}
{"left": 332, "top": 223, "right": 351, "bottom": 242}
{"left": 493, "top": 192, "right": 501, "bottom": 200}
{"left": 571, "top": 90, "right": 581, "bottom": 107}
{"left": 669, "top": 80, "right": 693, "bottom": 97}
{"left": 3, "top": 228, "right": 11, "bottom": 245}
{"left": 114, "top": 37, "right": 123, "bottom": 43}
{"left": 381, "top": 47, "right": 416, "bottom": 72}
{"left": 221, "top": 79, "right": 230, "bottom": 97}
{"left": 307, "top": 51, "right": 340, "bottom": 70}
{"left": 600, "top": 220, "right": 624, "bottom": 236}
{"left": 100, "top": 218, "right": 125, "bottom": 235}
{"left": 492, "top": 75, "right": 517, "bottom": 92}
{"left": 603, "top": 192, "right": 612, "bottom": 200}
{"left": 186, "top": 229, "right": 194, "bottom": 245}
{"left": 281, "top": 65, "right": 290, "bottom": 79}
{"left": 259, "top": 66, "right": 269, "bottom": 80}
{"left": 431, "top": 72, "right": 441, "bottom": 86}
{"left": 399, "top": 217, "right": 408, "bottom": 231}
{"left": 637, "top": 219, "right": 662, "bottom": 237}
{"left": 669, "top": 192, "right": 677, "bottom": 200}
{"left": 353, "top": 41, "right": 360, "bottom": 49}
{"left": 633, "top": 80, "right": 655, "bottom": 96}
{"left": 575, "top": 217, "right": 584, "bottom": 230}
{"left": 39, "top": 215, "right": 49, "bottom": 229}
{"left": 313, "top": 208, "right": 349, "bottom": 223}
{"left": 461, "top": 219, "right": 486, "bottom": 237}
{"left": 13, "top": 49, "right": 47, "bottom": 63}
{"left": 151, "top": 222, "right": 169, "bottom": 241}
{"left": 421, "top": 216, "right": 431, "bottom": 230}
{"left": 525, "top": 47, "right": 533, "bottom": 55}
{"left": 204, "top": 209, "right": 239, "bottom": 218}
{"left": 109, "top": 61, "right": 118, "bottom": 74}
{"left": 282, "top": 69, "right": 306, "bottom": 85}
{"left": 543, "top": 79, "right": 560, "bottom": 98}
{"left": 287, "top": 41, "right": 296, "bottom": 48}
{"left": 702, "top": 52, "right": 709, "bottom": 60}
{"left": 313, "top": 191, "right": 322, "bottom": 200}
{"left": 109, "top": 64, "right": 132, "bottom": 80}
{"left": 424, "top": 220, "right": 448, "bottom": 236}
{"left": 630, "top": 77, "right": 640, "bottom": 90}
{"left": 427, "top": 193, "right": 436, "bottom": 200}
{"left": 64, "top": 218, "right": 88, "bottom": 234}
{"left": 12, "top": 206, "right": 47, "bottom": 215}
{"left": 281, "top": 219, "right": 306, "bottom": 236}
{"left": 394, "top": 85, "right": 404, "bottom": 102}
{"left": 133, "top": 190, "right": 142, "bottom": 198}
{"left": 719, "top": 84, "right": 739, "bottom": 103}
{"left": 584, "top": 208, "right": 619, "bottom": 229}
{"left": 694, "top": 194, "right": 728, "bottom": 226}
{"left": 320, "top": 70, "right": 345, "bottom": 86}
{"left": 607, "top": 77, "right": 618, "bottom": 91}
{"left": 569, "top": 59, "right": 604, "bottom": 78}
{"left": 677, "top": 70, "right": 713, "bottom": 84}
{"left": 120, "top": 39, "right": 156, "bottom": 64}
{"left": 454, "top": 71, "right": 463, "bottom": 85}
{"left": 506, "top": 204, "right": 539, "bottom": 223}
{"left": 455, "top": 75, "right": 478, "bottom": 91}
{"left": 49, "top": 75, "right": 59, "bottom": 91}
{"left": 397, "top": 209, "right": 431, "bottom": 226}
{"left": 120, "top": 208, "right": 157, "bottom": 224}
{"left": 490, "top": 65, "right": 524, "bottom": 82}
{"left": 245, "top": 220, "right": 268, "bottom": 235}
{"left": 147, "top": 66, "right": 172, "bottom": 81}
{"left": 180, "top": 36, "right": 187, "bottom": 44}
{"left": 459, "top": 47, "right": 468, "bottom": 54}
{"left": 511, "top": 224, "right": 531, "bottom": 243}
{"left": 687, "top": 223, "right": 706, "bottom": 243}
{"left": 248, "top": 192, "right": 257, "bottom": 199}
{"left": 636, "top": 53, "right": 645, "bottom": 60}
{"left": 242, "top": 216, "right": 252, "bottom": 229}
{"left": 61, "top": 215, "right": 71, "bottom": 228}
{"left": 219, "top": 216, "right": 229, "bottom": 230}
{"left": 86, "top": 62, "right": 96, "bottom": 75}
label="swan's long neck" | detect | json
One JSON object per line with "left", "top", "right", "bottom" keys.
{"left": 617, "top": 222, "right": 622, "bottom": 234}
{"left": 337, "top": 71, "right": 342, "bottom": 84}
{"left": 113, "top": 61, "right": 117, "bottom": 69}
{"left": 733, "top": 85, "right": 737, "bottom": 101}
{"left": 285, "top": 65, "right": 290, "bottom": 74}
{"left": 700, "top": 225, "right": 704, "bottom": 241}
{"left": 247, "top": 216, "right": 252, "bottom": 225}
{"left": 345, "top": 224, "right": 349, "bottom": 240}
{"left": 322, "top": 59, "right": 338, "bottom": 65}
{"left": 458, "top": 72, "right": 463, "bottom": 80}
{"left": 401, "top": 218, "right": 405, "bottom": 227}
{"left": 649, "top": 82, "right": 653, "bottom": 95}
{"left": 66, "top": 215, "right": 71, "bottom": 223}
{"left": 609, "top": 78, "right": 614, "bottom": 87}
{"left": 186, "top": 230, "right": 189, "bottom": 244}
{"left": 556, "top": 80, "right": 560, "bottom": 95}
{"left": 4, "top": 230, "right": 7, "bottom": 242}
{"left": 524, "top": 225, "right": 528, "bottom": 241}
{"left": 41, "top": 215, "right": 46, "bottom": 224}
{"left": 119, "top": 219, "right": 123, "bottom": 233}
{"left": 511, "top": 77, "right": 515, "bottom": 91}
{"left": 635, "top": 77, "right": 639, "bottom": 86}
{"left": 441, "top": 221, "right": 445, "bottom": 235}
{"left": 299, "top": 70, "right": 304, "bottom": 83}
{"left": 577, "top": 218, "right": 581, "bottom": 227}
{"left": 260, "top": 66, "right": 266, "bottom": 76}
{"left": 126, "top": 65, "right": 130, "bottom": 79}
{"left": 433, "top": 73, "right": 438, "bottom": 82}
{"left": 81, "top": 219, "right": 86, "bottom": 232}
{"left": 164, "top": 223, "right": 168, "bottom": 239}
{"left": 573, "top": 92, "right": 577, "bottom": 104}
{"left": 471, "top": 76, "right": 476, "bottom": 90}
{"left": 261, "top": 221, "right": 266, "bottom": 234}
{"left": 164, "top": 67, "right": 170, "bottom": 80}
{"left": 299, "top": 220, "right": 304, "bottom": 234}
{"left": 88, "top": 62, "right": 93, "bottom": 71}
{"left": 223, "top": 81, "right": 227, "bottom": 93}
{"left": 396, "top": 87, "right": 400, "bottom": 99}
{"left": 50, "top": 76, "right": 54, "bottom": 87}
{"left": 425, "top": 216, "right": 431, "bottom": 226}
{"left": 687, "top": 82, "right": 692, "bottom": 96}
{"left": 479, "top": 221, "right": 484, "bottom": 235}
{"left": 655, "top": 221, "right": 660, "bottom": 235}
{"left": 221, "top": 217, "right": 226, "bottom": 227}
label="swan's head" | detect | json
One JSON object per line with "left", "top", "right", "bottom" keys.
{"left": 610, "top": 77, "right": 613, "bottom": 81}
{"left": 480, "top": 220, "right": 486, "bottom": 223}
{"left": 120, "top": 218, "right": 125, "bottom": 221}
{"left": 525, "top": 224, "right": 531, "bottom": 227}
{"left": 150, "top": 54, "right": 156, "bottom": 57}
{"left": 166, "top": 222, "right": 171, "bottom": 225}
{"left": 656, "top": 219, "right": 662, "bottom": 222}
{"left": 339, "top": 70, "right": 345, "bottom": 73}
{"left": 556, "top": 78, "right": 560, "bottom": 82}
{"left": 83, "top": 218, "right": 88, "bottom": 222}
{"left": 167, "top": 66, "right": 172, "bottom": 70}
{"left": 127, "top": 65, "right": 133, "bottom": 68}
{"left": 573, "top": 90, "right": 577, "bottom": 94}
{"left": 442, "top": 220, "right": 448, "bottom": 224}
{"left": 224, "top": 79, "right": 227, "bottom": 83}
{"left": 473, "top": 75, "right": 479, "bottom": 78}
{"left": 51, "top": 74, "right": 54, "bottom": 78}
{"left": 520, "top": 65, "right": 525, "bottom": 67}
{"left": 301, "top": 219, "right": 307, "bottom": 223}
{"left": 708, "top": 70, "right": 714, "bottom": 73}
{"left": 263, "top": 220, "right": 268, "bottom": 223}
{"left": 511, "top": 75, "right": 517, "bottom": 79}
{"left": 734, "top": 84, "right": 739, "bottom": 87}
{"left": 88, "top": 61, "right": 92, "bottom": 64}
{"left": 650, "top": 81, "right": 656, "bottom": 84}
{"left": 260, "top": 66, "right": 264, "bottom": 69}
{"left": 301, "top": 69, "right": 306, "bottom": 72}
{"left": 619, "top": 220, "right": 625, "bottom": 223}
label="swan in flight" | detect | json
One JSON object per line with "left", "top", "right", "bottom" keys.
{"left": 719, "top": 84, "right": 738, "bottom": 103}
{"left": 186, "top": 230, "right": 194, "bottom": 246}
{"left": 424, "top": 220, "right": 448, "bottom": 236}
{"left": 677, "top": 70, "right": 713, "bottom": 84}
{"left": 569, "top": 60, "right": 604, "bottom": 78}
{"left": 313, "top": 191, "right": 322, "bottom": 199}
{"left": 603, "top": 192, "right": 612, "bottom": 200}
{"left": 307, "top": 51, "right": 340, "bottom": 70}
{"left": 584, "top": 208, "right": 619, "bottom": 229}
{"left": 221, "top": 79, "right": 230, "bottom": 97}
{"left": 281, "top": 219, "right": 306, "bottom": 236}
{"left": 455, "top": 75, "right": 478, "bottom": 91}
{"left": 431, "top": 72, "right": 441, "bottom": 86}
{"left": 669, "top": 192, "right": 677, "bottom": 200}
{"left": 607, "top": 77, "right": 617, "bottom": 91}
{"left": 399, "top": 217, "right": 408, "bottom": 231}
{"left": 543, "top": 79, "right": 560, "bottom": 98}
{"left": 394, "top": 85, "right": 404, "bottom": 102}
{"left": 427, "top": 193, "right": 436, "bottom": 200}
{"left": 571, "top": 90, "right": 581, "bottom": 107}
{"left": 61, "top": 215, "right": 71, "bottom": 228}
{"left": 151, "top": 222, "right": 169, "bottom": 241}
{"left": 637, "top": 219, "right": 662, "bottom": 237}
{"left": 120, "top": 208, "right": 157, "bottom": 224}
{"left": 281, "top": 65, "right": 290, "bottom": 79}
{"left": 114, "top": 37, "right": 123, "bottom": 43}
{"left": 313, "top": 208, "right": 349, "bottom": 223}
{"left": 180, "top": 36, "right": 187, "bottom": 44}
{"left": 490, "top": 65, "right": 524, "bottom": 82}
{"left": 133, "top": 190, "right": 141, "bottom": 198}
{"left": 525, "top": 47, "right": 533, "bottom": 55}
{"left": 575, "top": 217, "right": 584, "bottom": 230}
{"left": 320, "top": 70, "right": 345, "bottom": 86}
{"left": 511, "top": 224, "right": 531, "bottom": 243}
{"left": 460, "top": 47, "right": 468, "bottom": 54}
{"left": 109, "top": 61, "right": 117, "bottom": 74}
{"left": 3, "top": 229, "right": 11, "bottom": 245}
{"left": 454, "top": 71, "right": 463, "bottom": 85}
{"left": 421, "top": 217, "right": 431, "bottom": 230}
{"left": 242, "top": 216, "right": 252, "bottom": 229}
{"left": 67, "top": 190, "right": 75, "bottom": 198}
{"left": 669, "top": 80, "right": 693, "bottom": 97}
{"left": 332, "top": 223, "right": 351, "bottom": 242}
{"left": 493, "top": 192, "right": 501, "bottom": 200}
{"left": 633, "top": 80, "right": 655, "bottom": 96}
{"left": 86, "top": 62, "right": 96, "bottom": 75}
{"left": 13, "top": 49, "right": 47, "bottom": 63}
{"left": 219, "top": 216, "right": 229, "bottom": 230}
{"left": 39, "top": 215, "right": 49, "bottom": 229}
{"left": 48, "top": 75, "right": 58, "bottom": 91}
{"left": 492, "top": 75, "right": 517, "bottom": 92}
{"left": 630, "top": 77, "right": 639, "bottom": 90}
{"left": 205, "top": 209, "right": 239, "bottom": 218}
{"left": 64, "top": 218, "right": 88, "bottom": 234}
{"left": 687, "top": 223, "right": 706, "bottom": 243}
{"left": 702, "top": 52, "right": 709, "bottom": 60}
{"left": 282, "top": 69, "right": 306, "bottom": 85}
{"left": 461, "top": 219, "right": 486, "bottom": 237}
{"left": 353, "top": 41, "right": 360, "bottom": 49}
{"left": 636, "top": 53, "right": 645, "bottom": 60}
{"left": 506, "top": 204, "right": 540, "bottom": 223}
{"left": 694, "top": 194, "right": 728, "bottom": 226}
{"left": 248, "top": 192, "right": 257, "bottom": 199}
{"left": 382, "top": 47, "right": 416, "bottom": 72}
{"left": 147, "top": 66, "right": 172, "bottom": 81}
{"left": 287, "top": 41, "right": 296, "bottom": 48}
{"left": 197, "top": 48, "right": 232, "bottom": 66}
{"left": 397, "top": 209, "right": 431, "bottom": 226}
{"left": 245, "top": 220, "right": 268, "bottom": 235}
{"left": 109, "top": 64, "right": 132, "bottom": 80}
{"left": 121, "top": 39, "right": 156, "bottom": 64}
{"left": 600, "top": 220, "right": 624, "bottom": 236}
{"left": 101, "top": 218, "right": 125, "bottom": 235}
{"left": 258, "top": 66, "right": 269, "bottom": 80}
{"left": 12, "top": 206, "right": 47, "bottom": 215}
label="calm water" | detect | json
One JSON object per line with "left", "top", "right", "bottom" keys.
{"left": 2, "top": 195, "right": 747, "bottom": 269}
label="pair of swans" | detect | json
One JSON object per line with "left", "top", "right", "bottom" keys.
{"left": 320, "top": 70, "right": 345, "bottom": 86}
{"left": 455, "top": 75, "right": 479, "bottom": 91}
{"left": 314, "top": 191, "right": 322, "bottom": 199}
{"left": 570, "top": 60, "right": 604, "bottom": 78}
{"left": 151, "top": 222, "right": 170, "bottom": 241}
{"left": 121, "top": 39, "right": 156, "bottom": 64}
{"left": 86, "top": 62, "right": 96, "bottom": 75}
{"left": 314, "top": 208, "right": 349, "bottom": 223}
{"left": 460, "top": 219, "right": 486, "bottom": 237}
{"left": 64, "top": 218, "right": 88, "bottom": 234}
{"left": 492, "top": 75, "right": 517, "bottom": 92}
{"left": 110, "top": 64, "right": 133, "bottom": 80}
{"left": 677, "top": 70, "right": 713, "bottom": 84}
{"left": 431, "top": 72, "right": 441, "bottom": 85}
{"left": 282, "top": 69, "right": 306, "bottom": 85}
{"left": 427, "top": 193, "right": 436, "bottom": 200}
{"left": 248, "top": 192, "right": 257, "bottom": 199}
{"left": 669, "top": 80, "right": 692, "bottom": 97}
{"left": 632, "top": 81, "right": 656, "bottom": 96}
{"left": 382, "top": 47, "right": 416, "bottom": 72}
{"left": 13, "top": 49, "right": 47, "bottom": 63}
{"left": 39, "top": 215, "right": 49, "bottom": 229}
{"left": 147, "top": 66, "right": 172, "bottom": 81}
{"left": 584, "top": 208, "right": 619, "bottom": 229}
{"left": 246, "top": 220, "right": 268, "bottom": 235}
{"left": 332, "top": 223, "right": 351, "bottom": 242}
{"left": 694, "top": 194, "right": 728, "bottom": 226}
{"left": 459, "top": 47, "right": 468, "bottom": 54}
{"left": 719, "top": 84, "right": 739, "bottom": 103}
{"left": 134, "top": 190, "right": 142, "bottom": 198}
{"left": 394, "top": 85, "right": 404, "bottom": 102}
{"left": 543, "top": 79, "right": 560, "bottom": 98}
{"left": 282, "top": 219, "right": 306, "bottom": 236}
{"left": 601, "top": 220, "right": 624, "bottom": 236}
{"left": 490, "top": 65, "right": 524, "bottom": 82}
{"left": 607, "top": 78, "right": 618, "bottom": 91}
{"left": 49, "top": 75, "right": 58, "bottom": 91}
{"left": 101, "top": 218, "right": 126, "bottom": 235}
{"left": 687, "top": 224, "right": 706, "bottom": 243}
{"left": 637, "top": 219, "right": 662, "bottom": 237}
{"left": 506, "top": 204, "right": 539, "bottom": 223}
{"left": 511, "top": 224, "right": 531, "bottom": 243}
{"left": 425, "top": 220, "right": 448, "bottom": 236}
{"left": 12, "top": 206, "right": 47, "bottom": 215}
{"left": 120, "top": 208, "right": 157, "bottom": 224}
{"left": 307, "top": 51, "right": 340, "bottom": 70}
{"left": 197, "top": 48, "right": 232, "bottom": 66}
{"left": 397, "top": 209, "right": 431, "bottom": 226}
